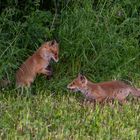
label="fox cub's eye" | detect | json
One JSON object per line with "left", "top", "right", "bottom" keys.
{"left": 72, "top": 82, "right": 75, "bottom": 85}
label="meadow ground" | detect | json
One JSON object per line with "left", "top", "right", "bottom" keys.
{"left": 0, "top": 0, "right": 140, "bottom": 139}
{"left": 0, "top": 89, "right": 140, "bottom": 139}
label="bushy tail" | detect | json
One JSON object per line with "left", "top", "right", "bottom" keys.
{"left": 0, "top": 79, "right": 10, "bottom": 88}
{"left": 130, "top": 87, "right": 140, "bottom": 97}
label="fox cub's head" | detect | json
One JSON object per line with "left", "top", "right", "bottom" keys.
{"left": 67, "top": 74, "right": 88, "bottom": 92}
{"left": 41, "top": 40, "right": 59, "bottom": 62}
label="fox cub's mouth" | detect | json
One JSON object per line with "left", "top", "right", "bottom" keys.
{"left": 68, "top": 88, "right": 79, "bottom": 92}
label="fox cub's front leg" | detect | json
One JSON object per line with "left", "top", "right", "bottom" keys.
{"left": 38, "top": 65, "right": 53, "bottom": 80}
{"left": 38, "top": 68, "right": 51, "bottom": 75}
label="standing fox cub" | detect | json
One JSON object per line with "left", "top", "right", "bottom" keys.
{"left": 16, "top": 40, "right": 59, "bottom": 87}
{"left": 67, "top": 74, "right": 140, "bottom": 103}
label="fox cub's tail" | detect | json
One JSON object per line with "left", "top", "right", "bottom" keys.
{"left": 130, "top": 87, "right": 140, "bottom": 97}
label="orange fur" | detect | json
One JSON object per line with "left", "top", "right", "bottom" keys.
{"left": 16, "top": 40, "right": 59, "bottom": 87}
{"left": 67, "top": 74, "right": 140, "bottom": 103}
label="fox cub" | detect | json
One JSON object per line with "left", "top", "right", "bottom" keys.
{"left": 67, "top": 74, "right": 140, "bottom": 103}
{"left": 16, "top": 40, "right": 59, "bottom": 87}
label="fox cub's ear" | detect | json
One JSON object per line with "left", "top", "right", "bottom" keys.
{"left": 49, "top": 40, "right": 56, "bottom": 46}
{"left": 78, "top": 74, "right": 87, "bottom": 84}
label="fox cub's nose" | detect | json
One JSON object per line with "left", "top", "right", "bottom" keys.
{"left": 67, "top": 84, "right": 71, "bottom": 89}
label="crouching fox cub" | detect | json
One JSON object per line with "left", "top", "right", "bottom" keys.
{"left": 16, "top": 40, "right": 59, "bottom": 87}
{"left": 67, "top": 74, "right": 140, "bottom": 103}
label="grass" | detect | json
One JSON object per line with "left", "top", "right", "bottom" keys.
{"left": 0, "top": 0, "right": 140, "bottom": 139}
{"left": 0, "top": 91, "right": 140, "bottom": 139}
